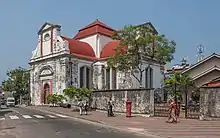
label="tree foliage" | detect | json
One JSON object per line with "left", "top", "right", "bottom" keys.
{"left": 1, "top": 67, "right": 30, "bottom": 100}
{"left": 47, "top": 94, "right": 66, "bottom": 106}
{"left": 63, "top": 86, "right": 76, "bottom": 100}
{"left": 63, "top": 86, "right": 92, "bottom": 101}
{"left": 75, "top": 87, "right": 92, "bottom": 100}
{"left": 107, "top": 24, "right": 176, "bottom": 87}
{"left": 165, "top": 72, "right": 195, "bottom": 97}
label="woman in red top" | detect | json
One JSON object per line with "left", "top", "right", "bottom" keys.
{"left": 167, "top": 99, "right": 177, "bottom": 123}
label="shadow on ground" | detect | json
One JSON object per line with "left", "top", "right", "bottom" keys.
{"left": 0, "top": 110, "right": 12, "bottom": 117}
{"left": 0, "top": 106, "right": 9, "bottom": 110}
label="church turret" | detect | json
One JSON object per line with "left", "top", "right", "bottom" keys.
{"left": 74, "top": 19, "right": 114, "bottom": 57}
{"left": 37, "top": 22, "right": 61, "bottom": 56}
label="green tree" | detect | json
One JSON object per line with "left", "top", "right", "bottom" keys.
{"left": 57, "top": 94, "right": 66, "bottom": 103}
{"left": 107, "top": 25, "right": 176, "bottom": 88}
{"left": 63, "top": 86, "right": 77, "bottom": 103}
{"left": 165, "top": 72, "right": 195, "bottom": 118}
{"left": 165, "top": 72, "right": 194, "bottom": 97}
{"left": 1, "top": 67, "right": 30, "bottom": 103}
{"left": 179, "top": 73, "right": 195, "bottom": 118}
{"left": 75, "top": 87, "right": 92, "bottom": 101}
{"left": 165, "top": 72, "right": 181, "bottom": 97}
{"left": 47, "top": 94, "right": 66, "bottom": 107}
{"left": 63, "top": 86, "right": 92, "bottom": 102}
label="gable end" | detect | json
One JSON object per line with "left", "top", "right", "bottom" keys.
{"left": 38, "top": 22, "right": 61, "bottom": 35}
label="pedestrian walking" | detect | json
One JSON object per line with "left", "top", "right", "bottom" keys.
{"left": 107, "top": 98, "right": 114, "bottom": 117}
{"left": 78, "top": 100, "right": 83, "bottom": 116}
{"left": 107, "top": 101, "right": 111, "bottom": 117}
{"left": 84, "top": 101, "right": 89, "bottom": 115}
{"left": 167, "top": 98, "right": 177, "bottom": 123}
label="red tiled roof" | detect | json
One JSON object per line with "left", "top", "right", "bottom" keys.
{"left": 207, "top": 82, "right": 220, "bottom": 87}
{"left": 74, "top": 19, "right": 114, "bottom": 40}
{"left": 100, "top": 40, "right": 127, "bottom": 58}
{"left": 203, "top": 77, "right": 220, "bottom": 87}
{"left": 61, "top": 36, "right": 96, "bottom": 58}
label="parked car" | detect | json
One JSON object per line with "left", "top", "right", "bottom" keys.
{"left": 6, "top": 97, "right": 15, "bottom": 107}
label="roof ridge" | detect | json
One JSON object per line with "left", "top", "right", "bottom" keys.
{"left": 79, "top": 20, "right": 113, "bottom": 31}
{"left": 193, "top": 65, "right": 220, "bottom": 80}
{"left": 182, "top": 53, "right": 220, "bottom": 73}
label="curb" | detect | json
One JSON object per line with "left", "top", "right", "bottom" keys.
{"left": 24, "top": 106, "right": 164, "bottom": 138}
{"left": 96, "top": 109, "right": 151, "bottom": 117}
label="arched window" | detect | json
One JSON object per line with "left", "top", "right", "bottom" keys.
{"left": 149, "top": 67, "right": 153, "bottom": 88}
{"left": 86, "top": 67, "right": 91, "bottom": 88}
{"left": 106, "top": 68, "right": 110, "bottom": 89}
{"left": 105, "top": 67, "right": 117, "bottom": 89}
{"left": 79, "top": 66, "right": 91, "bottom": 88}
{"left": 145, "top": 67, "right": 153, "bottom": 88}
{"left": 112, "top": 67, "right": 117, "bottom": 89}
{"left": 80, "top": 67, "right": 84, "bottom": 88}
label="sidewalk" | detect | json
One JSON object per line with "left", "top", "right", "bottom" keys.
{"left": 26, "top": 106, "right": 220, "bottom": 138}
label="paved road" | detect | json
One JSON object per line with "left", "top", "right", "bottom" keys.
{"left": 0, "top": 107, "right": 149, "bottom": 138}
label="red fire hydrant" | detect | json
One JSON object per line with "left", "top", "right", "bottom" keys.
{"left": 126, "top": 100, "right": 132, "bottom": 117}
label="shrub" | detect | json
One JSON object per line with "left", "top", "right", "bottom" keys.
{"left": 63, "top": 86, "right": 92, "bottom": 101}
{"left": 47, "top": 93, "right": 66, "bottom": 106}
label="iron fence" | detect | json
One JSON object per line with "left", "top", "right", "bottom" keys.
{"left": 154, "top": 103, "right": 169, "bottom": 117}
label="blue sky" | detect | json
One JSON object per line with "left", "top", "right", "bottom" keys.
{"left": 0, "top": 0, "right": 219, "bottom": 81}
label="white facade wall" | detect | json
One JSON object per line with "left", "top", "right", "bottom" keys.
{"left": 98, "top": 35, "right": 112, "bottom": 57}
{"left": 79, "top": 34, "right": 112, "bottom": 58}
{"left": 30, "top": 57, "right": 69, "bottom": 105}
{"left": 79, "top": 35, "right": 98, "bottom": 56}
{"left": 41, "top": 30, "right": 51, "bottom": 56}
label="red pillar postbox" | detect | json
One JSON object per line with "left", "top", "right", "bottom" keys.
{"left": 126, "top": 100, "right": 132, "bottom": 117}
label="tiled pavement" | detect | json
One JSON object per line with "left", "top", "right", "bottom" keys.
{"left": 26, "top": 106, "right": 220, "bottom": 138}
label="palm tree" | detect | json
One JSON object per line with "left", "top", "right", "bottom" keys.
{"left": 165, "top": 72, "right": 182, "bottom": 101}
{"left": 165, "top": 72, "right": 195, "bottom": 118}
{"left": 179, "top": 74, "right": 194, "bottom": 118}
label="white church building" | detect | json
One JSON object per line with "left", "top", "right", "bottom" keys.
{"left": 29, "top": 19, "right": 165, "bottom": 105}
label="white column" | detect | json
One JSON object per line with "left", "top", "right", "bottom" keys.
{"left": 110, "top": 68, "right": 113, "bottom": 89}
{"left": 93, "top": 62, "right": 104, "bottom": 90}
{"left": 97, "top": 66, "right": 103, "bottom": 89}
{"left": 83, "top": 66, "right": 86, "bottom": 87}
{"left": 30, "top": 71, "right": 34, "bottom": 105}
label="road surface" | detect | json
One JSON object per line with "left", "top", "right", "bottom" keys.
{"left": 0, "top": 106, "right": 150, "bottom": 138}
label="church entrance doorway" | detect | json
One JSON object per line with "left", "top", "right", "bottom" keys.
{"left": 43, "top": 83, "right": 50, "bottom": 104}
